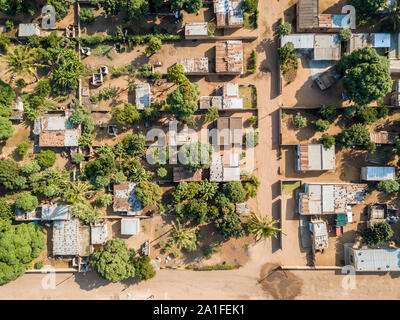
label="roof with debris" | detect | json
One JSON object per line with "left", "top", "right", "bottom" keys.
{"left": 314, "top": 34, "right": 341, "bottom": 61}
{"left": 214, "top": 0, "right": 244, "bottom": 28}
{"left": 370, "top": 131, "right": 399, "bottom": 144}
{"left": 185, "top": 22, "right": 208, "bottom": 37}
{"left": 215, "top": 41, "right": 243, "bottom": 74}
{"left": 179, "top": 58, "right": 209, "bottom": 74}
{"left": 91, "top": 222, "right": 108, "bottom": 245}
{"left": 299, "top": 183, "right": 367, "bottom": 215}
{"left": 113, "top": 182, "right": 142, "bottom": 215}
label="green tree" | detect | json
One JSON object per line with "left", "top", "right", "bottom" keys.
{"left": 365, "top": 141, "right": 376, "bottom": 153}
{"left": 51, "top": 48, "right": 84, "bottom": 91}
{"left": 71, "top": 202, "right": 102, "bottom": 224}
{"left": 0, "top": 117, "right": 14, "bottom": 140}
{"left": 223, "top": 181, "right": 246, "bottom": 203}
{"left": 96, "top": 194, "right": 113, "bottom": 207}
{"left": 121, "top": 157, "right": 152, "bottom": 182}
{"left": 64, "top": 181, "right": 95, "bottom": 204}
{"left": 339, "top": 29, "right": 352, "bottom": 41}
{"left": 22, "top": 160, "right": 40, "bottom": 174}
{"left": 16, "top": 78, "right": 27, "bottom": 88}
{"left": 349, "top": 0, "right": 386, "bottom": 22}
{"left": 178, "top": 142, "right": 213, "bottom": 171}
{"left": 145, "top": 36, "right": 162, "bottom": 55}
{"left": 157, "top": 167, "right": 167, "bottom": 178}
{"left": 167, "top": 64, "right": 188, "bottom": 85}
{"left": 0, "top": 199, "right": 13, "bottom": 221}
{"left": 0, "top": 80, "right": 15, "bottom": 117}
{"left": 215, "top": 213, "right": 245, "bottom": 239}
{"left": 168, "top": 221, "right": 197, "bottom": 252}
{"left": 0, "top": 222, "right": 45, "bottom": 285}
{"left": 319, "top": 105, "right": 337, "bottom": 123}
{"left": 124, "top": 0, "right": 149, "bottom": 20}
{"left": 184, "top": 198, "right": 209, "bottom": 224}
{"left": 16, "top": 191, "right": 38, "bottom": 212}
{"left": 357, "top": 105, "right": 378, "bottom": 124}
{"left": 16, "top": 141, "right": 30, "bottom": 156}
{"left": 91, "top": 239, "right": 136, "bottom": 282}
{"left": 135, "top": 181, "right": 162, "bottom": 207}
{"left": 36, "top": 150, "right": 56, "bottom": 167}
{"left": 173, "top": 181, "right": 200, "bottom": 202}
{"left": 361, "top": 221, "right": 393, "bottom": 247}
{"left": 247, "top": 213, "right": 281, "bottom": 242}
{"left": 248, "top": 116, "right": 258, "bottom": 127}
{"left": 80, "top": 8, "right": 95, "bottom": 23}
{"left": 336, "top": 123, "right": 370, "bottom": 148}
{"left": 167, "top": 81, "right": 199, "bottom": 124}
{"left": 0, "top": 35, "right": 10, "bottom": 54}
{"left": 198, "top": 179, "right": 218, "bottom": 200}
{"left": 72, "top": 153, "right": 85, "bottom": 164}
{"left": 135, "top": 255, "right": 156, "bottom": 280}
{"left": 312, "top": 119, "right": 330, "bottom": 132}
{"left": 337, "top": 47, "right": 392, "bottom": 105}
{"left": 277, "top": 22, "right": 291, "bottom": 36}
{"left": 184, "top": 0, "right": 203, "bottom": 13}
{"left": 120, "top": 133, "right": 146, "bottom": 156}
{"left": 102, "top": 0, "right": 120, "bottom": 15}
{"left": 320, "top": 133, "right": 335, "bottom": 149}
{"left": 377, "top": 180, "right": 400, "bottom": 193}
{"left": 204, "top": 106, "right": 219, "bottom": 123}
{"left": 5, "top": 45, "right": 40, "bottom": 79}
{"left": 380, "top": 1, "right": 400, "bottom": 32}
{"left": 111, "top": 103, "right": 140, "bottom": 126}
{"left": 0, "top": 159, "right": 21, "bottom": 190}
{"left": 293, "top": 112, "right": 307, "bottom": 128}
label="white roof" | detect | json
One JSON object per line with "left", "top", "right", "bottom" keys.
{"left": 224, "top": 97, "right": 243, "bottom": 109}
{"left": 223, "top": 166, "right": 240, "bottom": 181}
{"left": 41, "top": 205, "right": 70, "bottom": 221}
{"left": 281, "top": 34, "right": 314, "bottom": 49}
{"left": 185, "top": 22, "right": 208, "bottom": 36}
{"left": 64, "top": 130, "right": 79, "bottom": 147}
{"left": 91, "top": 223, "right": 108, "bottom": 245}
{"left": 121, "top": 218, "right": 140, "bottom": 235}
{"left": 352, "top": 248, "right": 400, "bottom": 271}
{"left": 225, "top": 83, "right": 239, "bottom": 97}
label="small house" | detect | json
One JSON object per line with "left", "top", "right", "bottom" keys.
{"left": 113, "top": 182, "right": 142, "bottom": 215}
{"left": 185, "top": 22, "right": 209, "bottom": 39}
{"left": 135, "top": 83, "right": 151, "bottom": 110}
{"left": 215, "top": 41, "right": 243, "bottom": 75}
{"left": 309, "top": 220, "right": 328, "bottom": 251}
{"left": 296, "top": 144, "right": 335, "bottom": 172}
{"left": 360, "top": 166, "right": 395, "bottom": 181}
{"left": 121, "top": 218, "right": 140, "bottom": 236}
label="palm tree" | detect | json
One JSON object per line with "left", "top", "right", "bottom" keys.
{"left": 64, "top": 181, "right": 95, "bottom": 204}
{"left": 247, "top": 213, "right": 281, "bottom": 242}
{"left": 168, "top": 221, "right": 197, "bottom": 252}
{"left": 380, "top": 1, "right": 400, "bottom": 33}
{"left": 4, "top": 46, "right": 41, "bottom": 79}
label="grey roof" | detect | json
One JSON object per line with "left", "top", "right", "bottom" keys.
{"left": 297, "top": 144, "right": 335, "bottom": 171}
{"left": 361, "top": 167, "right": 395, "bottom": 181}
{"left": 297, "top": 0, "right": 319, "bottom": 30}
{"left": 281, "top": 34, "right": 315, "bottom": 49}
{"left": 351, "top": 248, "right": 400, "bottom": 271}
{"left": 18, "top": 23, "right": 40, "bottom": 37}
{"left": 121, "top": 218, "right": 140, "bottom": 235}
{"left": 185, "top": 22, "right": 208, "bottom": 37}
{"left": 310, "top": 221, "right": 328, "bottom": 249}
{"left": 53, "top": 219, "right": 79, "bottom": 256}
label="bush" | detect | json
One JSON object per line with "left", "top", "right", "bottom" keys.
{"left": 0, "top": 35, "right": 10, "bottom": 53}
{"left": 16, "top": 141, "right": 30, "bottom": 156}
{"left": 157, "top": 167, "right": 167, "bottom": 178}
{"left": 204, "top": 106, "right": 219, "bottom": 123}
{"left": 344, "top": 106, "right": 357, "bottom": 117}
{"left": 16, "top": 78, "right": 27, "bottom": 89}
{"left": 37, "top": 150, "right": 56, "bottom": 168}
{"left": 361, "top": 221, "right": 393, "bottom": 247}
{"left": 247, "top": 50, "right": 257, "bottom": 74}
{"left": 336, "top": 123, "right": 370, "bottom": 148}
{"left": 248, "top": 116, "right": 258, "bottom": 126}
{"left": 111, "top": 65, "right": 125, "bottom": 78}
{"left": 339, "top": 29, "right": 352, "bottom": 41}
{"left": 223, "top": 181, "right": 246, "bottom": 203}
{"left": 71, "top": 203, "right": 102, "bottom": 224}
{"left": 312, "top": 119, "right": 330, "bottom": 132}
{"left": 135, "top": 181, "right": 162, "bottom": 207}
{"left": 277, "top": 22, "right": 291, "bottom": 36}
{"left": 377, "top": 106, "right": 389, "bottom": 119}
{"left": 215, "top": 213, "right": 245, "bottom": 239}
{"left": 0, "top": 198, "right": 13, "bottom": 221}
{"left": 377, "top": 180, "right": 399, "bottom": 193}
{"left": 320, "top": 134, "right": 335, "bottom": 149}
{"left": 357, "top": 105, "right": 378, "bottom": 124}
{"left": 319, "top": 105, "right": 336, "bottom": 123}
{"left": 16, "top": 191, "right": 38, "bottom": 212}
{"left": 0, "top": 117, "right": 14, "bottom": 141}
{"left": 145, "top": 36, "right": 162, "bottom": 55}
{"left": 35, "top": 261, "right": 44, "bottom": 269}
{"left": 80, "top": 8, "right": 95, "bottom": 23}
{"left": 35, "top": 79, "right": 51, "bottom": 97}
{"left": 135, "top": 255, "right": 156, "bottom": 280}
{"left": 72, "top": 153, "right": 85, "bottom": 164}
{"left": 293, "top": 112, "right": 307, "bottom": 128}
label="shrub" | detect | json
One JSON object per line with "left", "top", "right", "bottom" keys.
{"left": 135, "top": 255, "right": 156, "bottom": 280}
{"left": 223, "top": 181, "right": 246, "bottom": 203}
{"left": 319, "top": 105, "right": 337, "bottom": 123}
{"left": 312, "top": 119, "right": 330, "bottom": 132}
{"left": 37, "top": 150, "right": 56, "bottom": 168}
{"left": 16, "top": 191, "right": 38, "bottom": 212}
{"left": 111, "top": 65, "right": 125, "bottom": 78}
{"left": 0, "top": 35, "right": 10, "bottom": 53}
{"left": 72, "top": 153, "right": 85, "bottom": 164}
{"left": 245, "top": 131, "right": 259, "bottom": 147}
{"left": 16, "top": 78, "right": 27, "bottom": 89}
{"left": 247, "top": 50, "right": 257, "bottom": 74}
{"left": 135, "top": 181, "right": 162, "bottom": 207}
{"left": 0, "top": 117, "right": 14, "bottom": 141}
{"left": 96, "top": 194, "right": 113, "bottom": 207}
{"left": 336, "top": 123, "right": 370, "bottom": 148}
{"left": 204, "top": 106, "right": 219, "bottom": 123}
{"left": 357, "top": 105, "right": 378, "bottom": 124}
{"left": 145, "top": 36, "right": 162, "bottom": 55}
{"left": 339, "top": 29, "right": 352, "bottom": 41}
{"left": 320, "top": 134, "right": 335, "bottom": 149}
{"left": 277, "top": 22, "right": 292, "bottom": 36}
{"left": 361, "top": 221, "right": 393, "bottom": 247}
{"left": 80, "top": 8, "right": 95, "bottom": 23}
{"left": 293, "top": 112, "right": 307, "bottom": 128}
{"left": 248, "top": 116, "right": 258, "bottom": 126}
{"left": 35, "top": 79, "right": 51, "bottom": 97}
{"left": 344, "top": 106, "right": 357, "bottom": 117}
{"left": 157, "top": 167, "right": 167, "bottom": 178}
{"left": 16, "top": 141, "right": 30, "bottom": 156}
{"left": 35, "top": 261, "right": 44, "bottom": 269}
{"left": 377, "top": 180, "right": 400, "bottom": 193}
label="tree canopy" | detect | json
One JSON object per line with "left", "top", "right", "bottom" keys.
{"left": 16, "top": 192, "right": 38, "bottom": 212}
{"left": 134, "top": 255, "right": 156, "bottom": 281}
{"left": 135, "top": 181, "right": 162, "bottom": 207}
{"left": 336, "top": 47, "right": 392, "bottom": 105}
{"left": 0, "top": 221, "right": 45, "bottom": 285}
{"left": 223, "top": 181, "right": 246, "bottom": 203}
{"left": 0, "top": 117, "right": 14, "bottom": 140}
{"left": 361, "top": 221, "right": 393, "bottom": 247}
{"left": 91, "top": 239, "right": 136, "bottom": 282}
{"left": 178, "top": 142, "right": 213, "bottom": 171}
{"left": 167, "top": 81, "right": 199, "bottom": 124}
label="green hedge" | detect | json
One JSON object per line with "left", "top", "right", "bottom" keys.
{"left": 247, "top": 50, "right": 257, "bottom": 74}
{"left": 79, "top": 34, "right": 183, "bottom": 47}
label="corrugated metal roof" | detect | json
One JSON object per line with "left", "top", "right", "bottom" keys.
{"left": 322, "top": 185, "right": 335, "bottom": 213}
{"left": 373, "top": 33, "right": 391, "bottom": 48}
{"left": 352, "top": 248, "right": 400, "bottom": 271}
{"left": 361, "top": 166, "right": 395, "bottom": 181}
{"left": 314, "top": 34, "right": 341, "bottom": 61}
{"left": 297, "top": 0, "right": 319, "bottom": 30}
{"left": 281, "top": 34, "right": 314, "bottom": 49}
{"left": 297, "top": 144, "right": 335, "bottom": 171}
{"left": 121, "top": 218, "right": 140, "bottom": 235}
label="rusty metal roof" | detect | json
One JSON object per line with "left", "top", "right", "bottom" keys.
{"left": 215, "top": 41, "right": 243, "bottom": 74}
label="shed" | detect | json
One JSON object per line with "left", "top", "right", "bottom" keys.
{"left": 309, "top": 220, "right": 328, "bottom": 250}
{"left": 121, "top": 218, "right": 140, "bottom": 236}
{"left": 350, "top": 248, "right": 400, "bottom": 271}
{"left": 18, "top": 23, "right": 40, "bottom": 38}
{"left": 296, "top": 0, "right": 319, "bottom": 31}
{"left": 361, "top": 166, "right": 395, "bottom": 181}
{"left": 236, "top": 203, "right": 250, "bottom": 214}
{"left": 113, "top": 182, "right": 142, "bottom": 215}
